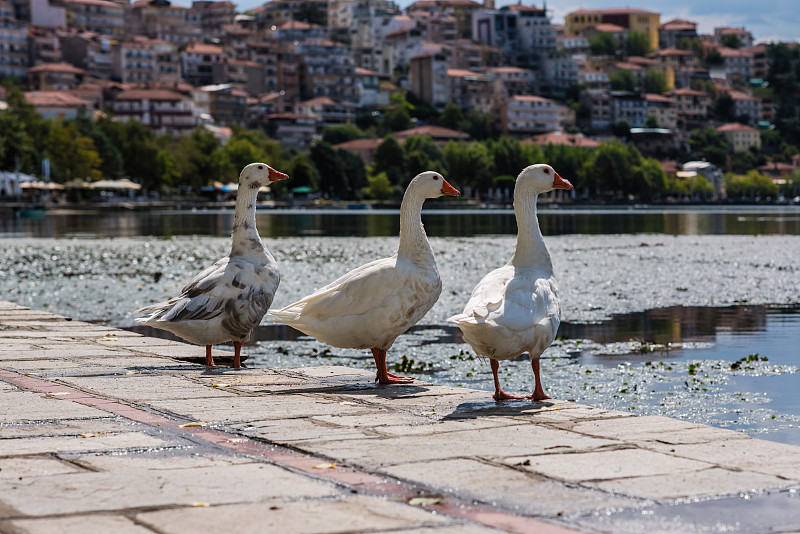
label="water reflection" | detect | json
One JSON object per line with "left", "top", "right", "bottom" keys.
{"left": 4, "top": 206, "right": 800, "bottom": 238}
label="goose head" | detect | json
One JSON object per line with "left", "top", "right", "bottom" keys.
{"left": 238, "top": 162, "right": 289, "bottom": 190}
{"left": 516, "top": 164, "right": 573, "bottom": 195}
{"left": 407, "top": 171, "right": 460, "bottom": 199}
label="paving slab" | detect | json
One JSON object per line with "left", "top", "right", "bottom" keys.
{"left": 5, "top": 515, "right": 157, "bottom": 534}
{"left": 2, "top": 301, "right": 800, "bottom": 534}
{"left": 135, "top": 495, "right": 449, "bottom": 534}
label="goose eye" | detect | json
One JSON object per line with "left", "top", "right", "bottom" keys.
{"left": 543, "top": 168, "right": 550, "bottom": 174}
{"left": 433, "top": 176, "right": 439, "bottom": 181}
{"left": 257, "top": 165, "right": 264, "bottom": 170}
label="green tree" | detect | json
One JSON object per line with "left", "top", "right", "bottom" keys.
{"left": 439, "top": 102, "right": 464, "bottom": 130}
{"left": 460, "top": 110, "right": 496, "bottom": 140}
{"left": 154, "top": 148, "right": 179, "bottom": 190}
{"left": 309, "top": 141, "right": 348, "bottom": 198}
{"left": 612, "top": 119, "right": 632, "bottom": 139}
{"left": 223, "top": 137, "right": 266, "bottom": 175}
{"left": 337, "top": 148, "right": 367, "bottom": 199}
{"left": 645, "top": 115, "right": 659, "bottom": 128}
{"left": 287, "top": 153, "right": 318, "bottom": 189}
{"left": 610, "top": 69, "right": 637, "bottom": 91}
{"left": 321, "top": 123, "right": 364, "bottom": 145}
{"left": 363, "top": 172, "right": 395, "bottom": 200}
{"left": 373, "top": 136, "right": 405, "bottom": 186}
{"left": 721, "top": 34, "right": 742, "bottom": 49}
{"left": 442, "top": 141, "right": 492, "bottom": 193}
{"left": 589, "top": 32, "right": 618, "bottom": 56}
{"left": 714, "top": 93, "right": 736, "bottom": 122}
{"left": 381, "top": 92, "right": 413, "bottom": 132}
{"left": 45, "top": 122, "right": 102, "bottom": 182}
{"left": 644, "top": 71, "right": 668, "bottom": 94}
{"left": 627, "top": 31, "right": 652, "bottom": 56}
{"left": 724, "top": 170, "right": 778, "bottom": 198}
{"left": 487, "top": 136, "right": 529, "bottom": 177}
{"left": 688, "top": 128, "right": 729, "bottom": 167}
{"left": 705, "top": 49, "right": 723, "bottom": 66}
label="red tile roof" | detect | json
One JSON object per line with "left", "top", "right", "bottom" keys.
{"left": 523, "top": 131, "right": 600, "bottom": 149}
{"left": 394, "top": 125, "right": 469, "bottom": 140}
{"left": 24, "top": 91, "right": 91, "bottom": 107}
{"left": 717, "top": 122, "right": 758, "bottom": 133}
{"left": 115, "top": 88, "right": 186, "bottom": 101}
{"left": 28, "top": 62, "right": 88, "bottom": 75}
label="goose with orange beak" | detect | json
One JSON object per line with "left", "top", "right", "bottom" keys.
{"left": 449, "top": 164, "right": 573, "bottom": 400}
{"left": 272, "top": 171, "right": 460, "bottom": 384}
{"left": 136, "top": 163, "right": 289, "bottom": 370}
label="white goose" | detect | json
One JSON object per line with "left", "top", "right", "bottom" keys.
{"left": 449, "top": 164, "right": 573, "bottom": 400}
{"left": 271, "top": 171, "right": 459, "bottom": 384}
{"left": 135, "top": 162, "right": 289, "bottom": 369}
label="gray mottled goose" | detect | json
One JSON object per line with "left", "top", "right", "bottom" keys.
{"left": 135, "top": 162, "right": 289, "bottom": 369}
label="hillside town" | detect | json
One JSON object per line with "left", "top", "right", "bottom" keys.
{"left": 1, "top": 0, "right": 800, "bottom": 202}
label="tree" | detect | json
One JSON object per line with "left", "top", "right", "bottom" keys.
{"left": 45, "top": 122, "right": 102, "bottom": 182}
{"left": 442, "top": 141, "right": 492, "bottom": 194}
{"left": 487, "top": 137, "right": 529, "bottom": 178}
{"left": 373, "top": 136, "right": 405, "bottom": 186}
{"left": 309, "top": 141, "right": 348, "bottom": 198}
{"left": 705, "top": 49, "right": 723, "bottom": 66}
{"left": 612, "top": 119, "right": 632, "bottom": 139}
{"left": 609, "top": 69, "right": 636, "bottom": 91}
{"left": 72, "top": 116, "right": 123, "bottom": 180}
{"left": 645, "top": 115, "right": 659, "bottom": 128}
{"left": 589, "top": 32, "right": 618, "bottom": 56}
{"left": 460, "top": 110, "right": 496, "bottom": 140}
{"left": 223, "top": 137, "right": 266, "bottom": 175}
{"left": 381, "top": 92, "right": 413, "bottom": 132}
{"left": 363, "top": 172, "right": 395, "bottom": 200}
{"left": 287, "top": 154, "right": 317, "bottom": 189}
{"left": 627, "top": 31, "right": 652, "bottom": 57}
{"left": 439, "top": 102, "right": 464, "bottom": 130}
{"left": 644, "top": 71, "right": 668, "bottom": 94}
{"left": 713, "top": 93, "right": 736, "bottom": 122}
{"left": 721, "top": 34, "right": 742, "bottom": 49}
{"left": 322, "top": 124, "right": 364, "bottom": 145}
{"left": 336, "top": 148, "right": 366, "bottom": 198}
{"left": 688, "top": 128, "right": 729, "bottom": 167}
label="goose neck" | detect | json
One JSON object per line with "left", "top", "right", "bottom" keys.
{"left": 511, "top": 191, "right": 551, "bottom": 270}
{"left": 397, "top": 189, "right": 434, "bottom": 263}
{"left": 230, "top": 185, "right": 266, "bottom": 258}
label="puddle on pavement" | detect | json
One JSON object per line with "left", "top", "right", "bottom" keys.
{"left": 577, "top": 486, "right": 800, "bottom": 534}
{"left": 128, "top": 304, "right": 800, "bottom": 446}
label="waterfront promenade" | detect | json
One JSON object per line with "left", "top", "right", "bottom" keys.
{"left": 1, "top": 300, "right": 800, "bottom": 534}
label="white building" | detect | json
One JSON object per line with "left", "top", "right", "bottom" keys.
{"left": 502, "top": 94, "right": 569, "bottom": 136}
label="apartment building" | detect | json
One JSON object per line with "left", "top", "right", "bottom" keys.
{"left": 485, "top": 66, "right": 535, "bottom": 97}
{"left": 726, "top": 90, "right": 761, "bottom": 123}
{"left": 112, "top": 87, "right": 194, "bottom": 133}
{"left": 295, "top": 38, "right": 359, "bottom": 103}
{"left": 181, "top": 41, "right": 224, "bottom": 86}
{"left": 610, "top": 90, "right": 646, "bottom": 127}
{"left": 28, "top": 61, "right": 87, "bottom": 89}
{"left": 644, "top": 93, "right": 676, "bottom": 129}
{"left": 714, "top": 26, "right": 753, "bottom": 48}
{"left": 718, "top": 47, "right": 752, "bottom": 81}
{"left": 295, "top": 96, "right": 355, "bottom": 127}
{"left": 670, "top": 87, "right": 711, "bottom": 127}
{"left": 62, "top": 0, "right": 125, "bottom": 37}
{"left": 409, "top": 50, "right": 450, "bottom": 110}
{"left": 406, "top": 0, "right": 481, "bottom": 40}
{"left": 501, "top": 94, "right": 569, "bottom": 136}
{"left": 190, "top": 0, "right": 236, "bottom": 39}
{"left": 717, "top": 122, "right": 760, "bottom": 153}
{"left": 24, "top": 90, "right": 91, "bottom": 119}
{"left": 60, "top": 32, "right": 113, "bottom": 80}
{"left": 472, "top": 3, "right": 555, "bottom": 71}
{"left": 447, "top": 68, "right": 493, "bottom": 113}
{"left": 659, "top": 18, "right": 697, "bottom": 49}
{"left": 128, "top": 0, "right": 201, "bottom": 46}
{"left": 201, "top": 83, "right": 248, "bottom": 126}
{"left": 580, "top": 88, "right": 611, "bottom": 130}
{"left": 212, "top": 58, "right": 265, "bottom": 95}
{"left": 565, "top": 8, "right": 660, "bottom": 50}
{"left": 0, "top": 13, "right": 28, "bottom": 80}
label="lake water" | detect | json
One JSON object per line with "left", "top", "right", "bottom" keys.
{"left": 4, "top": 204, "right": 800, "bottom": 238}
{"left": 2, "top": 205, "right": 799, "bottom": 446}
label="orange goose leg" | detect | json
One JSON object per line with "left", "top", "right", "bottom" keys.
{"left": 371, "top": 348, "right": 414, "bottom": 384}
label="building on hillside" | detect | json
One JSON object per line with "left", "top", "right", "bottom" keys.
{"left": 393, "top": 124, "right": 469, "bottom": 145}
{"left": 522, "top": 131, "right": 599, "bottom": 149}
{"left": 485, "top": 66, "right": 535, "bottom": 97}
{"left": 181, "top": 41, "right": 224, "bottom": 86}
{"left": 630, "top": 127, "right": 676, "bottom": 155}
{"left": 60, "top": 32, "right": 113, "bottom": 80}
{"left": 580, "top": 88, "right": 611, "bottom": 130}
{"left": 501, "top": 94, "right": 570, "bottom": 137}
{"left": 112, "top": 37, "right": 180, "bottom": 84}
{"left": 62, "top": 0, "right": 125, "bottom": 37}
{"left": 409, "top": 50, "right": 450, "bottom": 110}
{"left": 190, "top": 0, "right": 236, "bottom": 39}
{"left": 405, "top": 0, "right": 481, "bottom": 40}
{"left": 565, "top": 7, "right": 660, "bottom": 50}
{"left": 24, "top": 90, "right": 91, "bottom": 119}
{"left": 30, "top": 0, "right": 66, "bottom": 27}
{"left": 714, "top": 26, "right": 753, "bottom": 48}
{"left": 201, "top": 83, "right": 248, "bottom": 126}
{"left": 111, "top": 87, "right": 194, "bottom": 134}
{"left": 246, "top": 91, "right": 289, "bottom": 127}
{"left": 670, "top": 87, "right": 711, "bottom": 128}
{"left": 264, "top": 112, "right": 318, "bottom": 148}
{"left": 725, "top": 89, "right": 760, "bottom": 123}
{"left": 659, "top": 18, "right": 697, "bottom": 49}
{"left": 447, "top": 68, "right": 493, "bottom": 113}
{"left": 28, "top": 25, "right": 62, "bottom": 65}
{"left": 0, "top": 15, "right": 28, "bottom": 80}
{"left": 128, "top": 0, "right": 201, "bottom": 45}
{"left": 27, "top": 62, "right": 87, "bottom": 90}
{"left": 212, "top": 58, "right": 265, "bottom": 95}
{"left": 717, "top": 47, "right": 752, "bottom": 81}
{"left": 250, "top": 0, "right": 329, "bottom": 31}
{"left": 472, "top": 4, "right": 555, "bottom": 71}
{"left": 644, "top": 93, "right": 676, "bottom": 129}
{"left": 716, "top": 122, "right": 761, "bottom": 153}
{"left": 610, "top": 90, "right": 647, "bottom": 128}
{"left": 294, "top": 38, "right": 358, "bottom": 103}
{"left": 354, "top": 67, "right": 389, "bottom": 107}
{"left": 295, "top": 96, "right": 355, "bottom": 127}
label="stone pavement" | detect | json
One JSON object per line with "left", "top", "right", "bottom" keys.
{"left": 1, "top": 300, "right": 800, "bottom": 534}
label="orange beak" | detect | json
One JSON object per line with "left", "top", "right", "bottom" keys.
{"left": 269, "top": 167, "right": 289, "bottom": 181}
{"left": 441, "top": 178, "right": 460, "bottom": 196}
{"left": 552, "top": 172, "right": 573, "bottom": 190}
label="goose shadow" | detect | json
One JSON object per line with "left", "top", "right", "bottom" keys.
{"left": 442, "top": 399, "right": 556, "bottom": 421}
{"left": 248, "top": 382, "right": 431, "bottom": 398}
